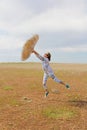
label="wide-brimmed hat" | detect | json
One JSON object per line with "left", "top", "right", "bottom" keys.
{"left": 21, "top": 34, "right": 39, "bottom": 61}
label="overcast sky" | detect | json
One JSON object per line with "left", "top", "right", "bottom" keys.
{"left": 0, "top": 0, "right": 87, "bottom": 63}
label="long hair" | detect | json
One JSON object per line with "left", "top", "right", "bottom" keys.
{"left": 46, "top": 52, "right": 51, "bottom": 61}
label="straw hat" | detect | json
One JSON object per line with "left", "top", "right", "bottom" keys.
{"left": 21, "top": 34, "right": 39, "bottom": 61}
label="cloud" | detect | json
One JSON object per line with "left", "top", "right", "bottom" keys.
{"left": 0, "top": 0, "right": 87, "bottom": 34}
{"left": 17, "top": 9, "right": 86, "bottom": 33}
{"left": 0, "top": 35, "right": 24, "bottom": 50}
{"left": 58, "top": 47, "right": 87, "bottom": 52}
{"left": 0, "top": 0, "right": 87, "bottom": 63}
{"left": 10, "top": 3, "right": 87, "bottom": 34}
{"left": 0, "top": 0, "right": 33, "bottom": 33}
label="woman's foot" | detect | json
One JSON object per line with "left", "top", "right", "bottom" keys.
{"left": 45, "top": 91, "right": 49, "bottom": 98}
{"left": 66, "top": 84, "right": 70, "bottom": 89}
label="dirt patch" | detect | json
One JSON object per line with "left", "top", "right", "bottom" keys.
{"left": 0, "top": 63, "right": 87, "bottom": 130}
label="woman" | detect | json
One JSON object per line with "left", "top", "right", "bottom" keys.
{"left": 32, "top": 50, "right": 70, "bottom": 97}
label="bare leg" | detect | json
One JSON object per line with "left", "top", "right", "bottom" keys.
{"left": 59, "top": 81, "right": 66, "bottom": 86}
{"left": 59, "top": 81, "right": 70, "bottom": 89}
{"left": 51, "top": 74, "right": 70, "bottom": 89}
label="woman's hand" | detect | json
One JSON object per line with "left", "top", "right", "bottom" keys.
{"left": 32, "top": 50, "right": 38, "bottom": 55}
{"left": 32, "top": 50, "right": 34, "bottom": 53}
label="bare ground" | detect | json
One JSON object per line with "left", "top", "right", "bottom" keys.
{"left": 0, "top": 63, "right": 87, "bottom": 130}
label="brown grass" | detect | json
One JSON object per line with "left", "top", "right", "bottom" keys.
{"left": 0, "top": 63, "right": 87, "bottom": 130}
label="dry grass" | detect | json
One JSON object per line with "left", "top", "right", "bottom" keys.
{"left": 0, "top": 62, "right": 87, "bottom": 130}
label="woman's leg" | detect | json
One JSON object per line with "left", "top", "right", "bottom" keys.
{"left": 43, "top": 73, "right": 49, "bottom": 97}
{"left": 50, "top": 74, "right": 70, "bottom": 88}
{"left": 50, "top": 74, "right": 62, "bottom": 83}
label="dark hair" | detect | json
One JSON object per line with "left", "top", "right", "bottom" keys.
{"left": 47, "top": 52, "right": 51, "bottom": 61}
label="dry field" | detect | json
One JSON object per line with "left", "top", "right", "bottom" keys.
{"left": 0, "top": 63, "right": 87, "bottom": 130}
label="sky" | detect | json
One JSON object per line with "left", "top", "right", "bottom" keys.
{"left": 0, "top": 0, "right": 87, "bottom": 63}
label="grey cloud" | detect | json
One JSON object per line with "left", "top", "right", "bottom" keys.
{"left": 37, "top": 31, "right": 87, "bottom": 50}
{"left": 0, "top": 0, "right": 87, "bottom": 63}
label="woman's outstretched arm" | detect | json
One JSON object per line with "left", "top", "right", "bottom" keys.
{"left": 32, "top": 50, "right": 44, "bottom": 61}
